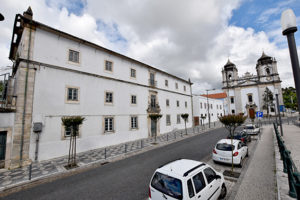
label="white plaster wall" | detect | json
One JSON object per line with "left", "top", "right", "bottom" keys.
{"left": 29, "top": 63, "right": 192, "bottom": 161}
{"left": 240, "top": 87, "right": 260, "bottom": 113}
{"left": 32, "top": 29, "right": 191, "bottom": 95}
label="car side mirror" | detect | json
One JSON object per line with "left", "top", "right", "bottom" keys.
{"left": 214, "top": 175, "right": 221, "bottom": 179}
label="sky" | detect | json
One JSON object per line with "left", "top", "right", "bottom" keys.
{"left": 0, "top": 0, "right": 300, "bottom": 94}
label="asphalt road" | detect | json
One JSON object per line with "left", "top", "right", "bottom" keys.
{"left": 2, "top": 128, "right": 228, "bottom": 200}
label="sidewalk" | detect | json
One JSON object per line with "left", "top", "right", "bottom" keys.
{"left": 232, "top": 126, "right": 277, "bottom": 200}
{"left": 274, "top": 123, "right": 300, "bottom": 200}
{"left": 0, "top": 123, "right": 221, "bottom": 193}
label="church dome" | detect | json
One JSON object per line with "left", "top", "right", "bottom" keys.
{"left": 257, "top": 51, "right": 271, "bottom": 62}
{"left": 224, "top": 59, "right": 237, "bottom": 70}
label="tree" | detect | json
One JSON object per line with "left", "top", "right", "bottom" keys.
{"left": 149, "top": 114, "right": 162, "bottom": 143}
{"left": 262, "top": 88, "right": 274, "bottom": 117}
{"left": 218, "top": 114, "right": 247, "bottom": 173}
{"left": 61, "top": 116, "right": 85, "bottom": 168}
{"left": 181, "top": 113, "right": 189, "bottom": 135}
{"left": 282, "top": 87, "right": 298, "bottom": 110}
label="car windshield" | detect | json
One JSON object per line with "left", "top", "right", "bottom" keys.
{"left": 151, "top": 172, "right": 183, "bottom": 199}
{"left": 245, "top": 126, "right": 254, "bottom": 129}
{"left": 216, "top": 143, "right": 234, "bottom": 151}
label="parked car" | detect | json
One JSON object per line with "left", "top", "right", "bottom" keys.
{"left": 243, "top": 124, "right": 260, "bottom": 135}
{"left": 227, "top": 131, "right": 251, "bottom": 143}
{"left": 149, "top": 159, "right": 227, "bottom": 200}
{"left": 212, "top": 139, "right": 248, "bottom": 167}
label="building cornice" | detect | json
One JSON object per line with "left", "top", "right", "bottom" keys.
{"left": 222, "top": 80, "right": 282, "bottom": 90}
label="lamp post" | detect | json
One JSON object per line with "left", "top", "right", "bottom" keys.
{"left": 275, "top": 89, "right": 283, "bottom": 136}
{"left": 281, "top": 9, "right": 300, "bottom": 120}
{"left": 206, "top": 88, "right": 215, "bottom": 128}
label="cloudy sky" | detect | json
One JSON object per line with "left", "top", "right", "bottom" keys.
{"left": 0, "top": 0, "right": 300, "bottom": 94}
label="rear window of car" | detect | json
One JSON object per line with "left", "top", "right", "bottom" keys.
{"left": 151, "top": 172, "right": 183, "bottom": 199}
{"left": 216, "top": 143, "right": 234, "bottom": 151}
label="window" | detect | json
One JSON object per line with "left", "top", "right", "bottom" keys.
{"left": 204, "top": 167, "right": 216, "bottom": 184}
{"left": 212, "top": 113, "right": 213, "bottom": 116}
{"left": 149, "top": 72, "right": 155, "bottom": 86}
{"left": 104, "top": 117, "right": 114, "bottom": 132}
{"left": 204, "top": 103, "right": 206, "bottom": 109}
{"left": 130, "top": 68, "right": 136, "bottom": 78}
{"left": 177, "top": 114, "right": 181, "bottom": 124}
{"left": 131, "top": 116, "right": 138, "bottom": 129}
{"left": 232, "top": 109, "right": 235, "bottom": 114}
{"left": 193, "top": 172, "right": 206, "bottom": 193}
{"left": 175, "top": 82, "right": 178, "bottom": 89}
{"left": 217, "top": 105, "right": 218, "bottom": 109}
{"left": 220, "top": 105, "right": 222, "bottom": 110}
{"left": 177, "top": 100, "right": 180, "bottom": 107}
{"left": 185, "top": 101, "right": 187, "bottom": 108}
{"left": 230, "top": 97, "right": 234, "bottom": 104}
{"left": 105, "top": 92, "right": 113, "bottom": 103}
{"left": 151, "top": 95, "right": 156, "bottom": 108}
{"left": 248, "top": 94, "right": 253, "bottom": 103}
{"left": 211, "top": 104, "right": 213, "bottom": 109}
{"left": 187, "top": 179, "right": 195, "bottom": 198}
{"left": 105, "top": 60, "right": 113, "bottom": 72}
{"left": 165, "top": 80, "right": 168, "bottom": 87}
{"left": 64, "top": 125, "right": 79, "bottom": 137}
{"left": 200, "top": 102, "right": 202, "bottom": 109}
{"left": 68, "top": 49, "right": 79, "bottom": 63}
{"left": 131, "top": 95, "right": 137, "bottom": 104}
{"left": 151, "top": 172, "right": 183, "bottom": 199}
{"left": 67, "top": 87, "right": 79, "bottom": 101}
{"left": 183, "top": 85, "right": 186, "bottom": 91}
{"left": 266, "top": 68, "right": 270, "bottom": 75}
{"left": 166, "top": 115, "right": 171, "bottom": 126}
{"left": 166, "top": 99, "right": 170, "bottom": 107}
{"left": 228, "top": 74, "right": 232, "bottom": 80}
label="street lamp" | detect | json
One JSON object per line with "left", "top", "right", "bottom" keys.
{"left": 275, "top": 89, "right": 283, "bottom": 136}
{"left": 206, "top": 88, "right": 215, "bottom": 128}
{"left": 281, "top": 9, "right": 300, "bottom": 119}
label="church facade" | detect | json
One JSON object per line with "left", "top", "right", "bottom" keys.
{"left": 221, "top": 52, "right": 283, "bottom": 117}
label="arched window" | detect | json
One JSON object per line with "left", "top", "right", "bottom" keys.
{"left": 266, "top": 68, "right": 270, "bottom": 75}
{"left": 248, "top": 94, "right": 253, "bottom": 103}
{"left": 228, "top": 74, "right": 232, "bottom": 80}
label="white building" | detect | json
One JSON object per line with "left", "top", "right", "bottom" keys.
{"left": 221, "top": 52, "right": 283, "bottom": 117}
{"left": 192, "top": 95, "right": 225, "bottom": 126}
{"left": 0, "top": 8, "right": 192, "bottom": 168}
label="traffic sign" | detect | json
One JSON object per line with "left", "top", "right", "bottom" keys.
{"left": 256, "top": 111, "right": 263, "bottom": 118}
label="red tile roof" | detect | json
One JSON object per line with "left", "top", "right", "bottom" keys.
{"left": 201, "top": 92, "right": 227, "bottom": 99}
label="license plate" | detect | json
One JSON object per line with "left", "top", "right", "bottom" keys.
{"left": 219, "top": 158, "right": 227, "bottom": 161}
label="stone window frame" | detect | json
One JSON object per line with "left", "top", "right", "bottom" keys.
{"left": 230, "top": 96, "right": 234, "bottom": 104}
{"left": 65, "top": 86, "right": 80, "bottom": 104}
{"left": 166, "top": 114, "right": 171, "bottom": 126}
{"left": 130, "top": 116, "right": 138, "bottom": 130}
{"left": 67, "top": 48, "right": 80, "bottom": 65}
{"left": 247, "top": 93, "right": 253, "bottom": 103}
{"left": 166, "top": 99, "right": 170, "bottom": 107}
{"left": 177, "top": 114, "right": 181, "bottom": 124}
{"left": 165, "top": 79, "right": 169, "bottom": 87}
{"left": 105, "top": 91, "right": 114, "bottom": 105}
{"left": 104, "top": 60, "right": 114, "bottom": 73}
{"left": 183, "top": 85, "right": 186, "bottom": 92}
{"left": 131, "top": 95, "right": 137, "bottom": 105}
{"left": 176, "top": 100, "right": 180, "bottom": 107}
{"left": 61, "top": 124, "right": 82, "bottom": 140}
{"left": 130, "top": 68, "right": 136, "bottom": 78}
{"left": 103, "top": 116, "right": 115, "bottom": 134}
{"left": 175, "top": 82, "right": 179, "bottom": 90}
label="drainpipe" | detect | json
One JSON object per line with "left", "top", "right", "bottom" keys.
{"left": 20, "top": 24, "right": 32, "bottom": 165}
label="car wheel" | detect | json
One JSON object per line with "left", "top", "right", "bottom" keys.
{"left": 239, "top": 158, "right": 243, "bottom": 168}
{"left": 219, "top": 184, "right": 227, "bottom": 199}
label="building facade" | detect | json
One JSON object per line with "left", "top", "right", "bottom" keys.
{"left": 192, "top": 95, "right": 225, "bottom": 126}
{"left": 0, "top": 9, "right": 192, "bottom": 168}
{"left": 221, "top": 52, "right": 283, "bottom": 117}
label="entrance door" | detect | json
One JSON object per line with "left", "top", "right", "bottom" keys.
{"left": 0, "top": 131, "right": 7, "bottom": 168}
{"left": 249, "top": 108, "right": 255, "bottom": 119}
{"left": 151, "top": 119, "right": 157, "bottom": 137}
{"left": 194, "top": 117, "right": 199, "bottom": 126}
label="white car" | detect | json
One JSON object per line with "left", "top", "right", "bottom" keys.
{"left": 149, "top": 159, "right": 226, "bottom": 200}
{"left": 212, "top": 139, "right": 248, "bottom": 167}
{"left": 243, "top": 124, "right": 260, "bottom": 135}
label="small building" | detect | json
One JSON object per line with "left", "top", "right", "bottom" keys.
{"left": 192, "top": 95, "right": 225, "bottom": 126}
{"left": 221, "top": 52, "right": 283, "bottom": 117}
{"left": 0, "top": 8, "right": 192, "bottom": 168}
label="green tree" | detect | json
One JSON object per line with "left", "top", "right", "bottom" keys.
{"left": 282, "top": 87, "right": 297, "bottom": 110}
{"left": 262, "top": 88, "right": 274, "bottom": 117}
{"left": 181, "top": 113, "right": 189, "bottom": 135}
{"left": 61, "top": 116, "right": 85, "bottom": 168}
{"left": 0, "top": 81, "right": 3, "bottom": 98}
{"left": 218, "top": 114, "right": 247, "bottom": 172}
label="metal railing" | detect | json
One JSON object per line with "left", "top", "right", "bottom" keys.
{"left": 273, "top": 122, "right": 300, "bottom": 199}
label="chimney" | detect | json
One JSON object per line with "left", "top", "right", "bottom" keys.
{"left": 23, "top": 6, "right": 33, "bottom": 20}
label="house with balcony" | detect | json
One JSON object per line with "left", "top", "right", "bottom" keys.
{"left": 0, "top": 8, "right": 193, "bottom": 168}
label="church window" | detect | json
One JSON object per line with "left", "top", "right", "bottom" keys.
{"left": 266, "top": 68, "right": 270, "bottom": 75}
{"left": 248, "top": 94, "right": 253, "bottom": 103}
{"left": 232, "top": 110, "right": 235, "bottom": 114}
{"left": 228, "top": 74, "right": 232, "bottom": 80}
{"left": 230, "top": 97, "right": 234, "bottom": 104}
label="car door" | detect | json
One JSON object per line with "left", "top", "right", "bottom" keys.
{"left": 203, "top": 167, "right": 221, "bottom": 200}
{"left": 192, "top": 171, "right": 209, "bottom": 200}
{"left": 237, "top": 142, "right": 246, "bottom": 158}
{"left": 187, "top": 179, "right": 196, "bottom": 200}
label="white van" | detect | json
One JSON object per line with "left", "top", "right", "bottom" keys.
{"left": 149, "top": 159, "right": 226, "bottom": 200}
